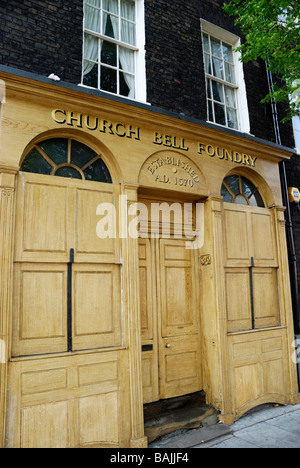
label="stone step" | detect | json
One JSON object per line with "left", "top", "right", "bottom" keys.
{"left": 145, "top": 404, "right": 219, "bottom": 444}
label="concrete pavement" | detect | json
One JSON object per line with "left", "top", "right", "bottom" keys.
{"left": 149, "top": 403, "right": 300, "bottom": 449}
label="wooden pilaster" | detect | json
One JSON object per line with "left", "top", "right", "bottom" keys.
{"left": 121, "top": 184, "right": 148, "bottom": 448}
{"left": 0, "top": 168, "right": 16, "bottom": 447}
{"left": 273, "top": 206, "right": 300, "bottom": 402}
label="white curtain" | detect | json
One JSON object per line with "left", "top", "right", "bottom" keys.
{"left": 83, "top": 0, "right": 102, "bottom": 76}
{"left": 225, "top": 86, "right": 238, "bottom": 128}
{"left": 225, "top": 86, "right": 236, "bottom": 108}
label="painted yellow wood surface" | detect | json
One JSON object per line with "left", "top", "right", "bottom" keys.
{"left": 0, "top": 70, "right": 298, "bottom": 447}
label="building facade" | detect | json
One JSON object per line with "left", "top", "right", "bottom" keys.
{"left": 0, "top": 0, "right": 299, "bottom": 448}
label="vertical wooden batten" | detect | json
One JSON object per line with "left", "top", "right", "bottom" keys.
{"left": 0, "top": 167, "right": 17, "bottom": 447}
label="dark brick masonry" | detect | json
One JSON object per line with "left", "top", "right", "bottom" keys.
{"left": 0, "top": 0, "right": 295, "bottom": 147}
{"left": 286, "top": 156, "right": 300, "bottom": 303}
{"left": 0, "top": 0, "right": 83, "bottom": 84}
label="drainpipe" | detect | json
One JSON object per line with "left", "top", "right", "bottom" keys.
{"left": 265, "top": 63, "right": 300, "bottom": 389}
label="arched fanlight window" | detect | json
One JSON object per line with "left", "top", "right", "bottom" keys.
{"left": 20, "top": 138, "right": 112, "bottom": 184}
{"left": 221, "top": 174, "right": 265, "bottom": 207}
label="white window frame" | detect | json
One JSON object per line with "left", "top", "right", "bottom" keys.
{"left": 81, "top": 0, "right": 147, "bottom": 103}
{"left": 201, "top": 20, "right": 250, "bottom": 134}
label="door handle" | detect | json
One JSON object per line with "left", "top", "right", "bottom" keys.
{"left": 165, "top": 343, "right": 171, "bottom": 349}
{"left": 67, "top": 248, "right": 74, "bottom": 352}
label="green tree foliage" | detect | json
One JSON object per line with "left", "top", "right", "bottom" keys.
{"left": 223, "top": 0, "right": 300, "bottom": 120}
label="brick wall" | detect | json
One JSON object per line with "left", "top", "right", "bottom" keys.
{"left": 286, "top": 156, "right": 300, "bottom": 302}
{"left": 0, "top": 0, "right": 83, "bottom": 84}
{"left": 145, "top": 0, "right": 206, "bottom": 119}
{"left": 0, "top": 0, "right": 295, "bottom": 147}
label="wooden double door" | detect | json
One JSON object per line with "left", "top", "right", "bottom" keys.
{"left": 139, "top": 226, "right": 203, "bottom": 404}
{"left": 7, "top": 173, "right": 129, "bottom": 448}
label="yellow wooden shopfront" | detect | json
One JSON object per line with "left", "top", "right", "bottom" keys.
{"left": 0, "top": 71, "right": 299, "bottom": 448}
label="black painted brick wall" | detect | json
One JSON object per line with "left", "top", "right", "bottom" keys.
{"left": 0, "top": 0, "right": 295, "bottom": 147}
{"left": 145, "top": 0, "right": 206, "bottom": 119}
{"left": 0, "top": 0, "right": 83, "bottom": 84}
{"left": 286, "top": 156, "right": 300, "bottom": 302}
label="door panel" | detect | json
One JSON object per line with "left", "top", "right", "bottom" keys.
{"left": 160, "top": 335, "right": 202, "bottom": 400}
{"left": 12, "top": 263, "right": 68, "bottom": 357}
{"left": 15, "top": 174, "right": 69, "bottom": 263}
{"left": 253, "top": 268, "right": 280, "bottom": 329}
{"left": 160, "top": 239, "right": 198, "bottom": 338}
{"left": 225, "top": 268, "right": 252, "bottom": 333}
{"left": 139, "top": 239, "right": 154, "bottom": 342}
{"left": 72, "top": 264, "right": 122, "bottom": 351}
{"left": 139, "top": 233, "right": 202, "bottom": 403}
{"left": 75, "top": 186, "right": 119, "bottom": 263}
{"left": 251, "top": 211, "right": 277, "bottom": 266}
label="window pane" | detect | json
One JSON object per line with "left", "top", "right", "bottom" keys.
{"left": 103, "top": 13, "right": 119, "bottom": 39}
{"left": 86, "top": 0, "right": 101, "bottom": 7}
{"left": 234, "top": 195, "right": 248, "bottom": 206}
{"left": 83, "top": 62, "right": 98, "bottom": 88}
{"left": 204, "top": 53, "right": 212, "bottom": 75}
{"left": 241, "top": 177, "right": 256, "bottom": 199}
{"left": 103, "top": 0, "right": 118, "bottom": 14}
{"left": 55, "top": 166, "right": 83, "bottom": 180}
{"left": 227, "top": 108, "right": 238, "bottom": 129}
{"left": 208, "top": 100, "right": 214, "bottom": 122}
{"left": 249, "top": 195, "right": 258, "bottom": 207}
{"left": 214, "top": 103, "right": 226, "bottom": 125}
{"left": 38, "top": 139, "right": 68, "bottom": 166}
{"left": 84, "top": 5, "right": 101, "bottom": 34}
{"left": 121, "top": 0, "right": 136, "bottom": 21}
{"left": 203, "top": 34, "right": 210, "bottom": 53}
{"left": 101, "top": 40, "right": 117, "bottom": 66}
{"left": 119, "top": 72, "right": 132, "bottom": 97}
{"left": 211, "top": 37, "right": 222, "bottom": 58}
{"left": 121, "top": 19, "right": 136, "bottom": 45}
{"left": 71, "top": 141, "right": 98, "bottom": 168}
{"left": 206, "top": 80, "right": 212, "bottom": 99}
{"left": 212, "top": 81, "right": 224, "bottom": 103}
{"left": 225, "top": 86, "right": 236, "bottom": 107}
{"left": 84, "top": 158, "right": 113, "bottom": 183}
{"left": 221, "top": 184, "right": 233, "bottom": 203}
{"left": 225, "top": 62, "right": 236, "bottom": 84}
{"left": 252, "top": 191, "right": 265, "bottom": 208}
{"left": 101, "top": 66, "right": 117, "bottom": 93}
{"left": 224, "top": 176, "right": 240, "bottom": 196}
{"left": 20, "top": 148, "right": 52, "bottom": 175}
{"left": 212, "top": 57, "right": 224, "bottom": 80}
{"left": 119, "top": 47, "right": 134, "bottom": 72}
{"left": 223, "top": 43, "right": 233, "bottom": 63}
{"left": 84, "top": 34, "right": 98, "bottom": 62}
